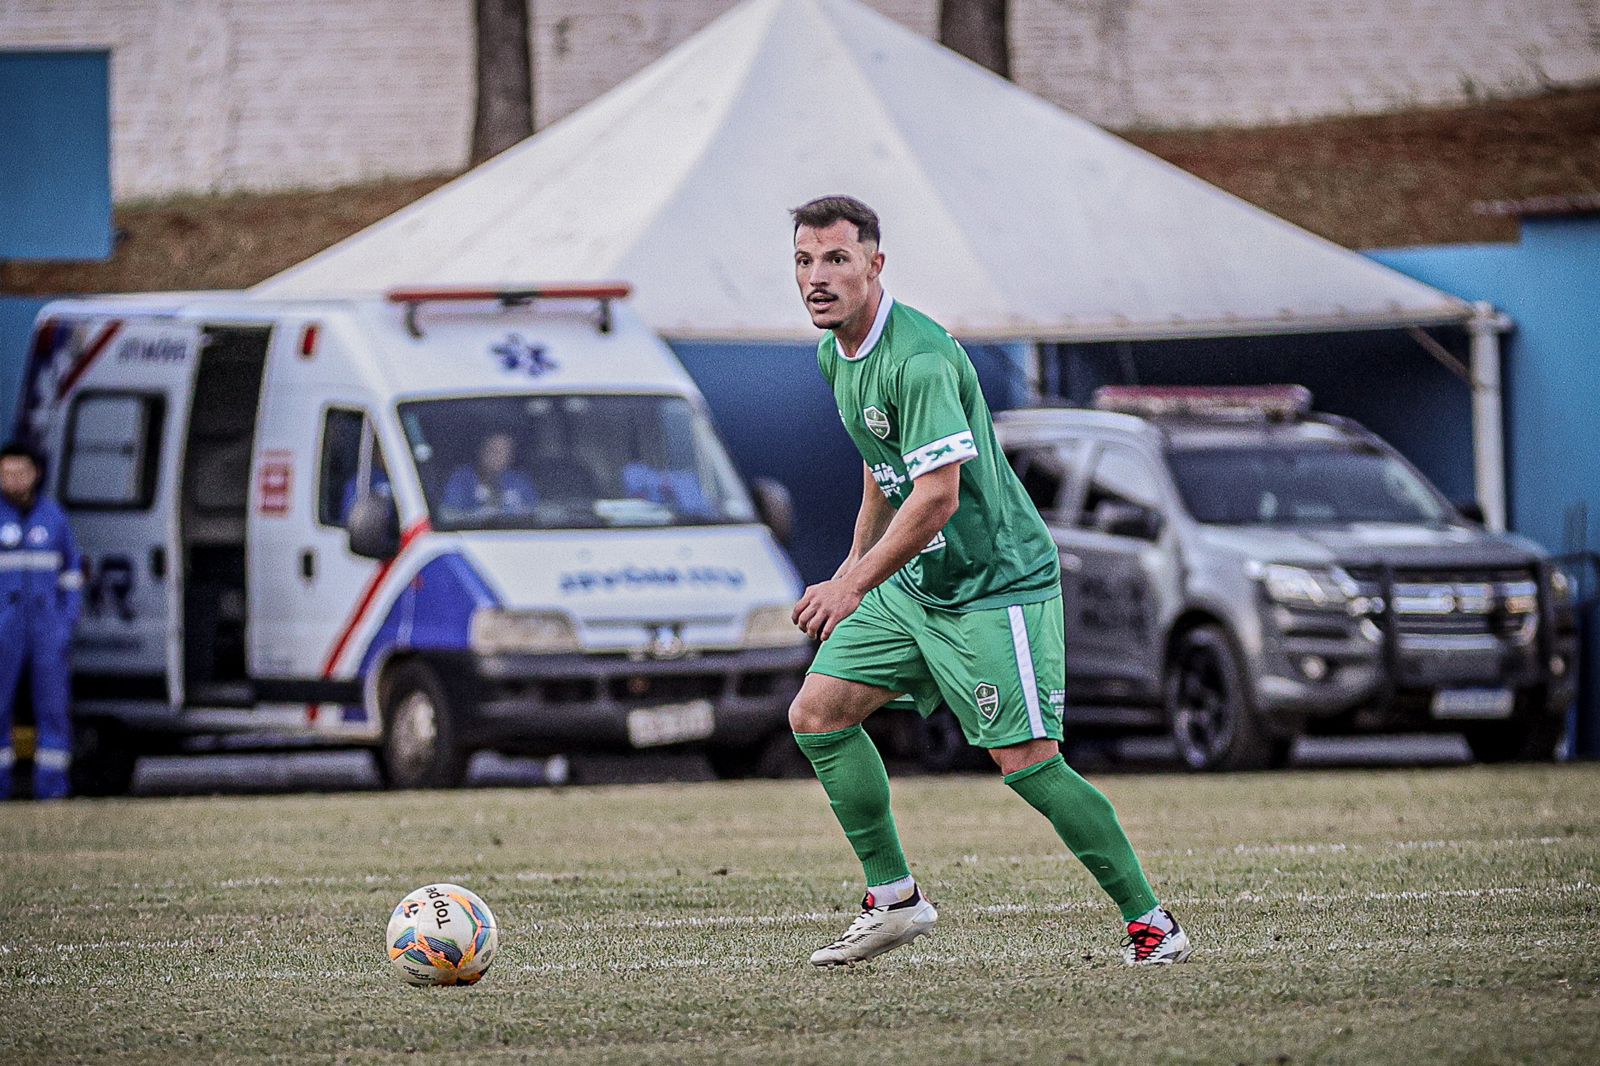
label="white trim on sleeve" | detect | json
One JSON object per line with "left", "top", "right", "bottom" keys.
{"left": 902, "top": 430, "right": 977, "bottom": 478}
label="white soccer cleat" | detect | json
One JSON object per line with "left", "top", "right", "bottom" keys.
{"left": 1122, "top": 908, "right": 1192, "bottom": 966}
{"left": 809, "top": 889, "right": 939, "bottom": 967}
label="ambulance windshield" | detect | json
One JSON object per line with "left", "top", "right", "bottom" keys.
{"left": 397, "top": 393, "right": 759, "bottom": 531}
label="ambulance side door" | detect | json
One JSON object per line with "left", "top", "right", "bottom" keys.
{"left": 46, "top": 319, "right": 198, "bottom": 700}
{"left": 247, "top": 324, "right": 393, "bottom": 709}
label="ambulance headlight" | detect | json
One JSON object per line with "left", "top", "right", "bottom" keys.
{"left": 470, "top": 609, "right": 581, "bottom": 655}
{"left": 742, "top": 604, "right": 809, "bottom": 648}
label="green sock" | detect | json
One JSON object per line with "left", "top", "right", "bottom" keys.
{"left": 793, "top": 725, "right": 912, "bottom": 887}
{"left": 1004, "top": 755, "right": 1160, "bottom": 921}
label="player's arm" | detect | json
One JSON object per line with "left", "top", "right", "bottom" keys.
{"left": 794, "top": 461, "right": 963, "bottom": 641}
{"left": 833, "top": 463, "right": 896, "bottom": 579}
{"left": 837, "top": 461, "right": 961, "bottom": 593}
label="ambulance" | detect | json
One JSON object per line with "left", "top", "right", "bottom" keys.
{"left": 17, "top": 286, "right": 811, "bottom": 791}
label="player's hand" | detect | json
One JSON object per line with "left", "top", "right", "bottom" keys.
{"left": 791, "top": 579, "right": 865, "bottom": 641}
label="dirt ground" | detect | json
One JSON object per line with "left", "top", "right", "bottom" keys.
{"left": 2, "top": 87, "right": 1596, "bottom": 297}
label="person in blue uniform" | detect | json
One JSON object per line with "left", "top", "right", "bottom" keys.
{"left": 441, "top": 432, "right": 538, "bottom": 518}
{"left": 0, "top": 441, "right": 83, "bottom": 800}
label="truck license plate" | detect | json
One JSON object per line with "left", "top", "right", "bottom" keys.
{"left": 1431, "top": 688, "right": 1514, "bottom": 719}
{"left": 626, "top": 699, "right": 715, "bottom": 748}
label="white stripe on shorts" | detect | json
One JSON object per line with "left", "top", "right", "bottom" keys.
{"left": 1007, "top": 605, "right": 1046, "bottom": 739}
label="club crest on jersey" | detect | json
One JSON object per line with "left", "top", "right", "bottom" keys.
{"left": 863, "top": 406, "right": 890, "bottom": 439}
{"left": 975, "top": 682, "right": 1000, "bottom": 722}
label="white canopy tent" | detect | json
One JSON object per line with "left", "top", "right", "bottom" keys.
{"left": 255, "top": 0, "right": 1502, "bottom": 523}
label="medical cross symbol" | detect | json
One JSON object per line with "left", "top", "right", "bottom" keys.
{"left": 491, "top": 333, "right": 557, "bottom": 377}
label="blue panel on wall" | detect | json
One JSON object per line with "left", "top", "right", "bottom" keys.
{"left": 1370, "top": 223, "right": 1600, "bottom": 557}
{"left": 0, "top": 51, "right": 113, "bottom": 261}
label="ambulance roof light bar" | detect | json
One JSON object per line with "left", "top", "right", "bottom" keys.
{"left": 386, "top": 283, "right": 632, "bottom": 338}
{"left": 1092, "top": 385, "right": 1313, "bottom": 422}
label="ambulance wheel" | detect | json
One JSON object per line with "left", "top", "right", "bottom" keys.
{"left": 70, "top": 720, "right": 141, "bottom": 797}
{"left": 378, "top": 662, "right": 470, "bottom": 789}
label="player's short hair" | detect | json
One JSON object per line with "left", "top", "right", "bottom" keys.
{"left": 790, "top": 195, "right": 881, "bottom": 246}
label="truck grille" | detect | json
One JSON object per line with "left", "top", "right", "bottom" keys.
{"left": 1342, "top": 566, "right": 1539, "bottom": 640}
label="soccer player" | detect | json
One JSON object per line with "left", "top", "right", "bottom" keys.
{"left": 786, "top": 195, "right": 1190, "bottom": 967}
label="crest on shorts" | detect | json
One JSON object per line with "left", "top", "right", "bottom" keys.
{"left": 975, "top": 682, "right": 1000, "bottom": 722}
{"left": 863, "top": 405, "right": 890, "bottom": 439}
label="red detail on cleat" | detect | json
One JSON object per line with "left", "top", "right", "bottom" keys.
{"left": 1125, "top": 921, "right": 1166, "bottom": 962}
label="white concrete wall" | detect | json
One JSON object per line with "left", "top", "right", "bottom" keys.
{"left": 4, "top": 0, "right": 1597, "bottom": 200}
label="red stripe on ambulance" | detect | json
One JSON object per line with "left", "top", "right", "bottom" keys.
{"left": 320, "top": 518, "right": 432, "bottom": 678}
{"left": 55, "top": 320, "right": 124, "bottom": 399}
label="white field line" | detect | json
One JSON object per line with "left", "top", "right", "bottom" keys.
{"left": 47, "top": 833, "right": 1588, "bottom": 898}
{"left": 12, "top": 880, "right": 1594, "bottom": 980}
{"left": 13, "top": 880, "right": 1587, "bottom": 962}
{"left": 617, "top": 880, "right": 1600, "bottom": 929}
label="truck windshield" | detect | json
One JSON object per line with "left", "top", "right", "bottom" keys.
{"left": 397, "top": 394, "right": 758, "bottom": 531}
{"left": 1168, "top": 445, "right": 1450, "bottom": 525}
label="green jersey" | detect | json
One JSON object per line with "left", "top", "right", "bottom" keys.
{"left": 818, "top": 296, "right": 1060, "bottom": 611}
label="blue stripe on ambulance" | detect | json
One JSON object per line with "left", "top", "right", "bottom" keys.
{"left": 343, "top": 554, "right": 502, "bottom": 722}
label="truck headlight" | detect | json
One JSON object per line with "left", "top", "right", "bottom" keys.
{"left": 742, "top": 604, "right": 809, "bottom": 648}
{"left": 470, "top": 608, "right": 580, "bottom": 654}
{"left": 1252, "top": 563, "right": 1353, "bottom": 610}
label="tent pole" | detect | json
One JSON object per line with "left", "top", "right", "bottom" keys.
{"left": 1467, "top": 301, "right": 1512, "bottom": 532}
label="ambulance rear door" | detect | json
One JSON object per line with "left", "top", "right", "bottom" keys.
{"left": 43, "top": 315, "right": 201, "bottom": 708}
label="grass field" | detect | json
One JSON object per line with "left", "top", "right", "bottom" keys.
{"left": 2, "top": 765, "right": 1598, "bottom": 1064}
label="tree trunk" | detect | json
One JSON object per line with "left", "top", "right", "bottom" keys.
{"left": 470, "top": 0, "right": 534, "bottom": 163}
{"left": 939, "top": 0, "right": 1010, "bottom": 79}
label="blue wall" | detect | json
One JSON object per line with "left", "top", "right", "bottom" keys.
{"left": 0, "top": 297, "right": 48, "bottom": 435}
{"left": 673, "top": 339, "right": 1029, "bottom": 584}
{"left": 1368, "top": 218, "right": 1600, "bottom": 558}
{"left": 0, "top": 51, "right": 113, "bottom": 260}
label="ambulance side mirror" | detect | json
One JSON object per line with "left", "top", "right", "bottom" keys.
{"left": 752, "top": 477, "right": 794, "bottom": 547}
{"left": 347, "top": 496, "right": 400, "bottom": 561}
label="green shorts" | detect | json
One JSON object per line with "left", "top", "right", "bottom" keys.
{"left": 808, "top": 579, "right": 1066, "bottom": 749}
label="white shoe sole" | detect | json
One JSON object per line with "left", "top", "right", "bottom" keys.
{"left": 810, "top": 902, "right": 938, "bottom": 967}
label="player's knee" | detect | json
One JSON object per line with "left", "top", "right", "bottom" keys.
{"left": 989, "top": 738, "right": 1060, "bottom": 776}
{"left": 788, "top": 690, "right": 828, "bottom": 733}
{"left": 788, "top": 684, "right": 860, "bottom": 734}
{"left": 788, "top": 687, "right": 816, "bottom": 733}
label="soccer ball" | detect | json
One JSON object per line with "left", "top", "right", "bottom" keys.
{"left": 385, "top": 883, "right": 499, "bottom": 986}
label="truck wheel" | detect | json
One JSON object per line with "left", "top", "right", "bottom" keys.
{"left": 378, "top": 662, "right": 470, "bottom": 789}
{"left": 69, "top": 720, "right": 141, "bottom": 797}
{"left": 1166, "top": 625, "right": 1284, "bottom": 771}
{"left": 1462, "top": 711, "right": 1566, "bottom": 764}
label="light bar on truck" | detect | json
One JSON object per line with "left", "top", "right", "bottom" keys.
{"left": 1092, "top": 385, "right": 1312, "bottom": 421}
{"left": 386, "top": 283, "right": 633, "bottom": 338}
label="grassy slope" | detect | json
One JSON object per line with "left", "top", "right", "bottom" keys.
{"left": 1, "top": 88, "right": 1595, "bottom": 298}
{"left": 2, "top": 765, "right": 1598, "bottom": 1064}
